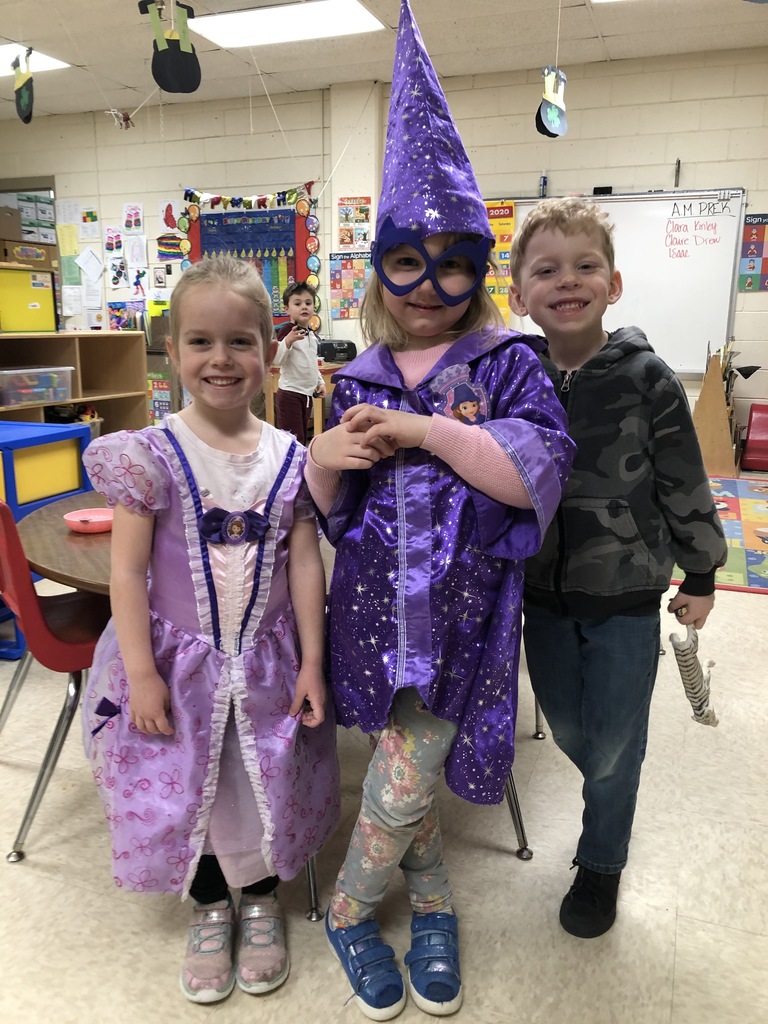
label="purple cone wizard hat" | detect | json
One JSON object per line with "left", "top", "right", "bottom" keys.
{"left": 373, "top": 0, "right": 494, "bottom": 263}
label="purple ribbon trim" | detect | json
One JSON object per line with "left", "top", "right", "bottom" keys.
{"left": 198, "top": 507, "right": 271, "bottom": 546}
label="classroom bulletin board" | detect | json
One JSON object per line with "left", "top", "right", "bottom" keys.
{"left": 199, "top": 208, "right": 311, "bottom": 316}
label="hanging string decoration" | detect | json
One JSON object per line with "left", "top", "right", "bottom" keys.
{"left": 12, "top": 47, "right": 34, "bottom": 124}
{"left": 535, "top": 0, "right": 568, "bottom": 138}
{"left": 536, "top": 66, "right": 568, "bottom": 138}
{"left": 106, "top": 109, "right": 136, "bottom": 129}
{"left": 182, "top": 182, "right": 314, "bottom": 213}
{"left": 138, "top": 0, "right": 201, "bottom": 94}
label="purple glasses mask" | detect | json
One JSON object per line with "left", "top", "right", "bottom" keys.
{"left": 372, "top": 218, "right": 491, "bottom": 306}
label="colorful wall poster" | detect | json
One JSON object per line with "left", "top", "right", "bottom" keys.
{"left": 200, "top": 208, "right": 299, "bottom": 315}
{"left": 338, "top": 197, "right": 371, "bottom": 250}
{"left": 148, "top": 372, "right": 172, "bottom": 425}
{"left": 329, "top": 251, "right": 373, "bottom": 319}
{"left": 485, "top": 200, "right": 515, "bottom": 320}
{"left": 107, "top": 299, "right": 145, "bottom": 330}
{"left": 739, "top": 215, "right": 768, "bottom": 292}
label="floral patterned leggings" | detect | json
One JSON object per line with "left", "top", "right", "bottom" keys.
{"left": 329, "top": 687, "right": 459, "bottom": 927}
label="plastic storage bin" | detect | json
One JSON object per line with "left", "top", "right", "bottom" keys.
{"left": 0, "top": 366, "right": 73, "bottom": 407}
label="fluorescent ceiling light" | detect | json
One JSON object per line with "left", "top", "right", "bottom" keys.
{"left": 590, "top": 1, "right": 639, "bottom": 4}
{"left": 190, "top": 0, "right": 386, "bottom": 48}
{"left": 0, "top": 44, "right": 70, "bottom": 77}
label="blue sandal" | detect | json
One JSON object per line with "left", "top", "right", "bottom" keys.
{"left": 404, "top": 911, "right": 463, "bottom": 1016}
{"left": 325, "top": 912, "right": 406, "bottom": 1021}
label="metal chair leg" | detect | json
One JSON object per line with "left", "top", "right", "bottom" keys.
{"left": 504, "top": 769, "right": 532, "bottom": 860}
{"left": 0, "top": 649, "right": 33, "bottom": 736}
{"left": 532, "top": 697, "right": 546, "bottom": 740}
{"left": 7, "top": 670, "right": 82, "bottom": 863}
{"left": 305, "top": 854, "right": 322, "bottom": 921}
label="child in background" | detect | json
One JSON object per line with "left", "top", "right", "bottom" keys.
{"left": 82, "top": 257, "right": 339, "bottom": 1004}
{"left": 305, "top": 3, "right": 574, "bottom": 1018}
{"left": 274, "top": 280, "right": 326, "bottom": 445}
{"left": 508, "top": 197, "right": 727, "bottom": 939}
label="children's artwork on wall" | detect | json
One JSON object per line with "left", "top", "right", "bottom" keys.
{"left": 156, "top": 233, "right": 189, "bottom": 261}
{"left": 108, "top": 299, "right": 146, "bottom": 330}
{"left": 123, "top": 203, "right": 144, "bottom": 234}
{"left": 12, "top": 47, "right": 34, "bottom": 124}
{"left": 132, "top": 268, "right": 148, "bottom": 297}
{"left": 108, "top": 257, "right": 128, "bottom": 289}
{"left": 104, "top": 226, "right": 123, "bottom": 255}
{"left": 138, "top": 1, "right": 201, "bottom": 94}
{"left": 329, "top": 251, "right": 372, "bottom": 320}
{"left": 125, "top": 234, "right": 148, "bottom": 269}
{"left": 160, "top": 200, "right": 181, "bottom": 231}
{"left": 739, "top": 215, "right": 768, "bottom": 291}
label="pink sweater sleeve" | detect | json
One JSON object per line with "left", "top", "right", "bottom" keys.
{"left": 422, "top": 415, "right": 533, "bottom": 508}
{"left": 303, "top": 438, "right": 342, "bottom": 517}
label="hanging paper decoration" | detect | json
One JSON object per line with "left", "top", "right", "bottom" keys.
{"left": 536, "top": 65, "right": 568, "bottom": 138}
{"left": 182, "top": 182, "right": 314, "bottom": 214}
{"left": 12, "top": 47, "right": 34, "bottom": 124}
{"left": 138, "top": 1, "right": 201, "bottom": 94}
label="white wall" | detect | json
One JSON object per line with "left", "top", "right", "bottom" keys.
{"left": 0, "top": 45, "right": 766, "bottom": 357}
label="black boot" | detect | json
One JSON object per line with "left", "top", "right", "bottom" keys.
{"left": 559, "top": 863, "right": 621, "bottom": 938}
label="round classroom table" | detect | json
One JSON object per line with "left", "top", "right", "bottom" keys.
{"left": 18, "top": 492, "right": 111, "bottom": 595}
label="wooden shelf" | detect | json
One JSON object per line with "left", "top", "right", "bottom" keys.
{"left": 0, "top": 330, "right": 148, "bottom": 433}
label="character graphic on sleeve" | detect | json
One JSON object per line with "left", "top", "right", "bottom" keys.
{"left": 451, "top": 381, "right": 486, "bottom": 424}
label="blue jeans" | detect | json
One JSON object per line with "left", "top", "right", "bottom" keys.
{"left": 523, "top": 603, "right": 660, "bottom": 874}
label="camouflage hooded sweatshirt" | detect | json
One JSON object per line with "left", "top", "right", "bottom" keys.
{"left": 524, "top": 326, "right": 727, "bottom": 618}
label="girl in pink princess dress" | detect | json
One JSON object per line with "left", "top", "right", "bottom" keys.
{"left": 82, "top": 257, "right": 339, "bottom": 1005}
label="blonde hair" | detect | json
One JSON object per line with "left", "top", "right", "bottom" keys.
{"left": 509, "top": 197, "right": 615, "bottom": 283}
{"left": 361, "top": 241, "right": 505, "bottom": 351}
{"left": 169, "top": 256, "right": 273, "bottom": 353}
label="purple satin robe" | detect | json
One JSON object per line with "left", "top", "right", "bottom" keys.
{"left": 321, "top": 331, "right": 574, "bottom": 804}
{"left": 81, "top": 423, "right": 340, "bottom": 895}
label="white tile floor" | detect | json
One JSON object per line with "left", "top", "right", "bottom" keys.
{"left": 0, "top": 574, "right": 766, "bottom": 1023}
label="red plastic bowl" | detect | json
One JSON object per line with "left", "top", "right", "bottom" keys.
{"left": 63, "top": 507, "right": 114, "bottom": 534}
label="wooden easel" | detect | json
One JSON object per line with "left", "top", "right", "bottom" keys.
{"left": 692, "top": 354, "right": 739, "bottom": 477}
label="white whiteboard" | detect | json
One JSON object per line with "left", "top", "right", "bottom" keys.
{"left": 507, "top": 190, "right": 745, "bottom": 374}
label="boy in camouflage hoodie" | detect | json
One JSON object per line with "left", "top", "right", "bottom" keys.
{"left": 509, "top": 197, "right": 726, "bottom": 939}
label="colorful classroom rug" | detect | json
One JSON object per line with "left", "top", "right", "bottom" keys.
{"left": 708, "top": 475, "right": 768, "bottom": 594}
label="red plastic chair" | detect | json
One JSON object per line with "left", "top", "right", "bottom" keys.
{"left": 0, "top": 500, "right": 111, "bottom": 863}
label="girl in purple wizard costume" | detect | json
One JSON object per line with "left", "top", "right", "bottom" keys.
{"left": 303, "top": 2, "right": 575, "bottom": 1019}
{"left": 81, "top": 256, "right": 339, "bottom": 1005}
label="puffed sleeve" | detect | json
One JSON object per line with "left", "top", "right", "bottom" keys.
{"left": 83, "top": 430, "right": 172, "bottom": 515}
